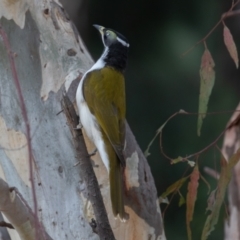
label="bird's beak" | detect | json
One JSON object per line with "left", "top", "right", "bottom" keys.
{"left": 93, "top": 24, "right": 105, "bottom": 36}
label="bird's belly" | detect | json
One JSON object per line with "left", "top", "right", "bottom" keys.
{"left": 79, "top": 102, "right": 110, "bottom": 172}
{"left": 79, "top": 102, "right": 97, "bottom": 142}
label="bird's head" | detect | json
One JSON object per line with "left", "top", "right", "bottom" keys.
{"left": 93, "top": 24, "right": 130, "bottom": 48}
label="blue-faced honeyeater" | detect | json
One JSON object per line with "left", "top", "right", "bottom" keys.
{"left": 76, "top": 25, "right": 129, "bottom": 221}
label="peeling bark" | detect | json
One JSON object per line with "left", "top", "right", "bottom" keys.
{"left": 223, "top": 103, "right": 240, "bottom": 240}
{"left": 0, "top": 0, "right": 165, "bottom": 239}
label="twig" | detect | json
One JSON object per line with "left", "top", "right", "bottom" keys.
{"left": 182, "top": 0, "right": 240, "bottom": 56}
{"left": 158, "top": 109, "right": 240, "bottom": 162}
{"left": 222, "top": 9, "right": 240, "bottom": 18}
{"left": 204, "top": 167, "right": 220, "bottom": 180}
{"left": 61, "top": 95, "right": 115, "bottom": 240}
{"left": 0, "top": 179, "right": 53, "bottom": 240}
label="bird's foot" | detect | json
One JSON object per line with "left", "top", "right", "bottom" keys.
{"left": 88, "top": 148, "right": 97, "bottom": 157}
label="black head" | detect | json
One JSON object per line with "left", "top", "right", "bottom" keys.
{"left": 93, "top": 24, "right": 129, "bottom": 72}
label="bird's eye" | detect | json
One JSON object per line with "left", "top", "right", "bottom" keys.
{"left": 106, "top": 31, "right": 110, "bottom": 36}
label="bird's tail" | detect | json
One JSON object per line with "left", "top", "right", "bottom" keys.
{"left": 109, "top": 157, "right": 126, "bottom": 221}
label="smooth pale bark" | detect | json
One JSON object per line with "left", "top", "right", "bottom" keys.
{"left": 0, "top": 0, "right": 165, "bottom": 239}
{"left": 223, "top": 103, "right": 240, "bottom": 240}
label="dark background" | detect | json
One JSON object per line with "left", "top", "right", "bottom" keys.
{"left": 61, "top": 0, "right": 240, "bottom": 239}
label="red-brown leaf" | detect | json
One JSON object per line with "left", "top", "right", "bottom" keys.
{"left": 223, "top": 25, "right": 239, "bottom": 68}
{"left": 186, "top": 164, "right": 199, "bottom": 240}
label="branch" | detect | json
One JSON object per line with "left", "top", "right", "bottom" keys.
{"left": 156, "top": 109, "right": 240, "bottom": 163}
{"left": 61, "top": 95, "right": 115, "bottom": 240}
{"left": 0, "top": 178, "right": 53, "bottom": 240}
{"left": 182, "top": 0, "right": 240, "bottom": 56}
{"left": 222, "top": 103, "right": 240, "bottom": 160}
{"left": 222, "top": 103, "right": 240, "bottom": 240}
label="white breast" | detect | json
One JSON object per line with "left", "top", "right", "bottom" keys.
{"left": 76, "top": 57, "right": 110, "bottom": 172}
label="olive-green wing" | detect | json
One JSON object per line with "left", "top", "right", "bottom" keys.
{"left": 83, "top": 67, "right": 126, "bottom": 165}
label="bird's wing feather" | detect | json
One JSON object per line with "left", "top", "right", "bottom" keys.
{"left": 83, "top": 67, "right": 126, "bottom": 165}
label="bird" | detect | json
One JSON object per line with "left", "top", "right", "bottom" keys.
{"left": 76, "top": 25, "right": 129, "bottom": 221}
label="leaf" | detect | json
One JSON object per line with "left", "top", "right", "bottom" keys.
{"left": 179, "top": 109, "right": 188, "bottom": 114}
{"left": 171, "top": 156, "right": 183, "bottom": 164}
{"left": 171, "top": 157, "right": 195, "bottom": 167}
{"left": 178, "top": 191, "right": 186, "bottom": 207}
{"left": 159, "top": 197, "right": 169, "bottom": 204}
{"left": 186, "top": 164, "right": 200, "bottom": 240}
{"left": 187, "top": 160, "right": 195, "bottom": 167}
{"left": 160, "top": 176, "right": 189, "bottom": 199}
{"left": 201, "top": 148, "right": 240, "bottom": 240}
{"left": 223, "top": 25, "right": 239, "bottom": 68}
{"left": 206, "top": 189, "right": 216, "bottom": 212}
{"left": 197, "top": 48, "right": 215, "bottom": 136}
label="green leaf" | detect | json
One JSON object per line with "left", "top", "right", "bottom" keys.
{"left": 160, "top": 176, "right": 189, "bottom": 199}
{"left": 206, "top": 189, "right": 216, "bottom": 212}
{"left": 201, "top": 148, "right": 240, "bottom": 240}
{"left": 171, "top": 157, "right": 195, "bottom": 167}
{"left": 197, "top": 48, "right": 215, "bottom": 136}
{"left": 178, "top": 191, "right": 186, "bottom": 207}
{"left": 187, "top": 160, "right": 195, "bottom": 167}
{"left": 171, "top": 156, "right": 183, "bottom": 164}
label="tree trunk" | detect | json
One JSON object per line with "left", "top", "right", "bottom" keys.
{"left": 0, "top": 0, "right": 165, "bottom": 239}
{"left": 223, "top": 103, "right": 240, "bottom": 240}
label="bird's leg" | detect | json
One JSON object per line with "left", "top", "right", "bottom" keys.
{"left": 74, "top": 148, "right": 98, "bottom": 167}
{"left": 88, "top": 148, "right": 97, "bottom": 157}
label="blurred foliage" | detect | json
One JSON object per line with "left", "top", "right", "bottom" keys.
{"left": 61, "top": 0, "right": 240, "bottom": 239}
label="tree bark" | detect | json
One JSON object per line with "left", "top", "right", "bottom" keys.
{"left": 0, "top": 0, "right": 165, "bottom": 239}
{"left": 223, "top": 103, "right": 240, "bottom": 240}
